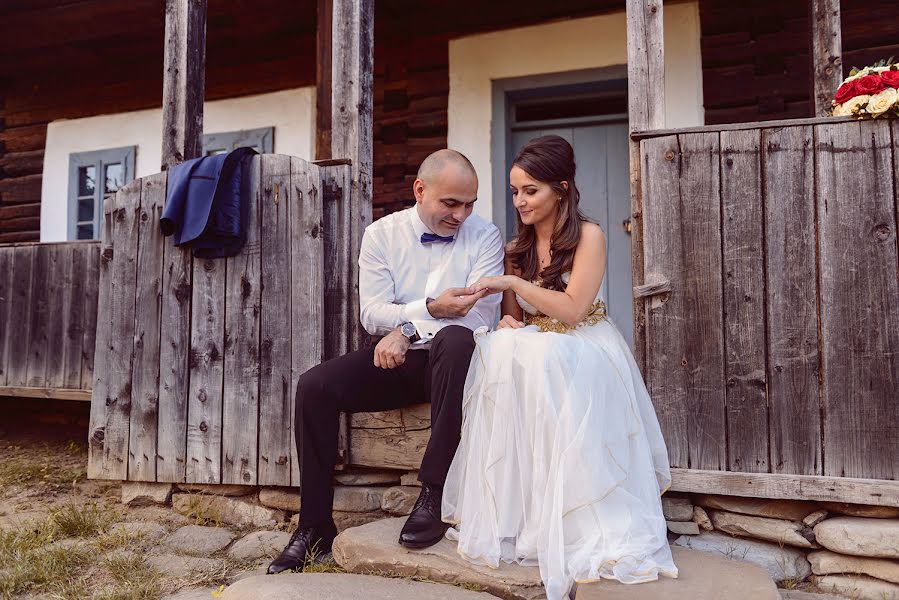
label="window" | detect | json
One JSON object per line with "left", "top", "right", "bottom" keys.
{"left": 202, "top": 126, "right": 273, "bottom": 156}
{"left": 68, "top": 146, "right": 135, "bottom": 241}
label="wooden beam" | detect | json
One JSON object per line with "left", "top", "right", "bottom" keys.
{"left": 631, "top": 115, "right": 855, "bottom": 140}
{"left": 625, "top": 0, "right": 664, "bottom": 375}
{"left": 330, "top": 0, "right": 374, "bottom": 354}
{"left": 0, "top": 386, "right": 91, "bottom": 402}
{"left": 161, "top": 0, "right": 207, "bottom": 170}
{"left": 316, "top": 0, "right": 334, "bottom": 160}
{"left": 809, "top": 0, "right": 843, "bottom": 117}
{"left": 670, "top": 469, "right": 899, "bottom": 508}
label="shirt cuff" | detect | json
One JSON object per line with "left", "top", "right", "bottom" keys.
{"left": 402, "top": 298, "right": 433, "bottom": 323}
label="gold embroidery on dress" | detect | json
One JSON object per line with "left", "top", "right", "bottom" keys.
{"left": 523, "top": 279, "right": 608, "bottom": 333}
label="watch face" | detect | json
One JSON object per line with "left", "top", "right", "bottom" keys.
{"left": 402, "top": 323, "right": 416, "bottom": 337}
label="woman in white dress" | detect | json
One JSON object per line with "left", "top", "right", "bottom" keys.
{"left": 442, "top": 135, "right": 677, "bottom": 600}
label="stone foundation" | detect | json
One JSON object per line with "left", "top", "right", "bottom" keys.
{"left": 122, "top": 473, "right": 899, "bottom": 599}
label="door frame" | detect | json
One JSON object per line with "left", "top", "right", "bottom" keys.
{"left": 490, "top": 65, "right": 628, "bottom": 240}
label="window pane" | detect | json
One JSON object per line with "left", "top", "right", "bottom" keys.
{"left": 76, "top": 224, "right": 94, "bottom": 240}
{"left": 78, "top": 166, "right": 96, "bottom": 196}
{"left": 78, "top": 198, "right": 93, "bottom": 221}
{"left": 105, "top": 163, "right": 124, "bottom": 193}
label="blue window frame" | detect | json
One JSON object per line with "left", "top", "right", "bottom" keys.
{"left": 202, "top": 126, "right": 273, "bottom": 156}
{"left": 68, "top": 146, "right": 136, "bottom": 241}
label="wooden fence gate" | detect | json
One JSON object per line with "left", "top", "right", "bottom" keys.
{"left": 87, "top": 154, "right": 357, "bottom": 486}
{"left": 637, "top": 117, "right": 899, "bottom": 486}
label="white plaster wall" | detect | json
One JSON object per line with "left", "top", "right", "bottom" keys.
{"left": 41, "top": 87, "right": 315, "bottom": 242}
{"left": 448, "top": 3, "right": 704, "bottom": 221}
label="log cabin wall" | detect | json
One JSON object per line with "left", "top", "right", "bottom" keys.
{"left": 699, "top": 0, "right": 899, "bottom": 125}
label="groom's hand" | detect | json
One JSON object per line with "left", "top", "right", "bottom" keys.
{"left": 426, "top": 287, "right": 488, "bottom": 319}
{"left": 374, "top": 328, "right": 412, "bottom": 369}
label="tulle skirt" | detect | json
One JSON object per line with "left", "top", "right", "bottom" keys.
{"left": 442, "top": 319, "right": 678, "bottom": 600}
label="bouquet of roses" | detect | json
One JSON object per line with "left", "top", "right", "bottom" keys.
{"left": 831, "top": 58, "right": 899, "bottom": 118}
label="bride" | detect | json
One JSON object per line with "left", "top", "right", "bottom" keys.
{"left": 442, "top": 135, "right": 678, "bottom": 600}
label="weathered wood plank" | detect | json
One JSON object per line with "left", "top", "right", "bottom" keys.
{"left": 62, "top": 245, "right": 86, "bottom": 389}
{"left": 316, "top": 0, "right": 333, "bottom": 160}
{"left": 156, "top": 238, "right": 193, "bottom": 481}
{"left": 762, "top": 126, "right": 821, "bottom": 476}
{"left": 88, "top": 181, "right": 141, "bottom": 480}
{"left": 320, "top": 164, "right": 353, "bottom": 465}
{"left": 331, "top": 0, "right": 373, "bottom": 351}
{"left": 87, "top": 207, "right": 115, "bottom": 478}
{"left": 626, "top": 0, "right": 665, "bottom": 374}
{"left": 128, "top": 172, "right": 167, "bottom": 482}
{"left": 0, "top": 248, "right": 13, "bottom": 386}
{"left": 42, "top": 244, "right": 68, "bottom": 388}
{"left": 809, "top": 0, "right": 843, "bottom": 117}
{"left": 25, "top": 244, "right": 50, "bottom": 387}
{"left": 349, "top": 427, "right": 429, "bottom": 471}
{"left": 222, "top": 155, "right": 261, "bottom": 486}
{"left": 816, "top": 120, "right": 899, "bottom": 480}
{"left": 258, "top": 154, "right": 293, "bottom": 486}
{"left": 641, "top": 133, "right": 726, "bottom": 470}
{"left": 289, "top": 157, "right": 324, "bottom": 486}
{"left": 161, "top": 0, "right": 207, "bottom": 169}
{"left": 0, "top": 386, "right": 91, "bottom": 401}
{"left": 80, "top": 244, "right": 101, "bottom": 390}
{"left": 720, "top": 129, "right": 768, "bottom": 473}
{"left": 631, "top": 116, "right": 856, "bottom": 141}
{"left": 669, "top": 469, "right": 899, "bottom": 508}
{"left": 350, "top": 404, "right": 431, "bottom": 430}
{"left": 186, "top": 253, "right": 226, "bottom": 484}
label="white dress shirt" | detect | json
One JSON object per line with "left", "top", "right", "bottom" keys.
{"left": 359, "top": 205, "right": 504, "bottom": 344}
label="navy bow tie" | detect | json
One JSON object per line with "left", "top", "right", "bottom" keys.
{"left": 420, "top": 232, "right": 454, "bottom": 244}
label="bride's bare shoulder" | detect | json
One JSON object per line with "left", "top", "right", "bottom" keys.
{"left": 578, "top": 221, "right": 606, "bottom": 244}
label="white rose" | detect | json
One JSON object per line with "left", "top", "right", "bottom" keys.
{"left": 867, "top": 88, "right": 898, "bottom": 116}
{"left": 832, "top": 102, "right": 851, "bottom": 117}
{"left": 842, "top": 94, "right": 870, "bottom": 115}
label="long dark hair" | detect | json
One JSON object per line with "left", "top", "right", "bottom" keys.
{"left": 507, "top": 135, "right": 587, "bottom": 291}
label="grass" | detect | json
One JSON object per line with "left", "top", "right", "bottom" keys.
{"left": 97, "top": 552, "right": 162, "bottom": 600}
{"left": 0, "top": 501, "right": 118, "bottom": 599}
{"left": 180, "top": 493, "right": 224, "bottom": 527}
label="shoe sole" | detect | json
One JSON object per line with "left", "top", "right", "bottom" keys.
{"left": 397, "top": 536, "right": 445, "bottom": 549}
{"left": 267, "top": 551, "right": 333, "bottom": 575}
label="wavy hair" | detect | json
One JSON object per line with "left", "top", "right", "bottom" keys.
{"left": 507, "top": 135, "right": 587, "bottom": 291}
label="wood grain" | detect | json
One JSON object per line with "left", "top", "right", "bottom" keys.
{"left": 720, "top": 129, "right": 768, "bottom": 473}
{"left": 128, "top": 172, "right": 167, "bottom": 481}
{"left": 815, "top": 120, "right": 899, "bottom": 480}
{"left": 809, "top": 0, "right": 843, "bottom": 117}
{"left": 222, "top": 155, "right": 261, "bottom": 485}
{"left": 762, "top": 125, "right": 821, "bottom": 476}
{"left": 258, "top": 154, "right": 293, "bottom": 486}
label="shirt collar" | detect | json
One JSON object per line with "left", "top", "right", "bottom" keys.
{"left": 410, "top": 204, "right": 432, "bottom": 239}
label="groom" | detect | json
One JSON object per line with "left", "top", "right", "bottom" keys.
{"left": 268, "top": 149, "right": 504, "bottom": 573}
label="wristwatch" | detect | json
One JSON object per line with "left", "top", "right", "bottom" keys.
{"left": 401, "top": 322, "right": 421, "bottom": 343}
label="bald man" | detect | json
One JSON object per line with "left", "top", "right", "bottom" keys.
{"left": 268, "top": 149, "right": 504, "bottom": 574}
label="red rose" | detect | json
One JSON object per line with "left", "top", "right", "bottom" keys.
{"left": 880, "top": 70, "right": 899, "bottom": 88}
{"left": 834, "top": 79, "right": 859, "bottom": 103}
{"left": 855, "top": 74, "right": 886, "bottom": 95}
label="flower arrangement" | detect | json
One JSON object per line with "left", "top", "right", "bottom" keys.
{"left": 831, "top": 57, "right": 899, "bottom": 119}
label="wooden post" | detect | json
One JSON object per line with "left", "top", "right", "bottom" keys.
{"left": 161, "top": 0, "right": 208, "bottom": 170}
{"left": 626, "top": 0, "right": 665, "bottom": 374}
{"left": 330, "top": 0, "right": 374, "bottom": 352}
{"left": 809, "top": 0, "right": 843, "bottom": 116}
{"left": 316, "top": 0, "right": 334, "bottom": 161}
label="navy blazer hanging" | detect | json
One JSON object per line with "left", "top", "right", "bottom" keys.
{"left": 160, "top": 146, "right": 258, "bottom": 258}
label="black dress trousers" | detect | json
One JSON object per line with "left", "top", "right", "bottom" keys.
{"left": 294, "top": 325, "right": 475, "bottom": 528}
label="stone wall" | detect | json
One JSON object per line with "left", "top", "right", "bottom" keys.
{"left": 122, "top": 473, "right": 899, "bottom": 599}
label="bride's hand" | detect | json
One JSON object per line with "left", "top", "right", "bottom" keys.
{"left": 497, "top": 315, "right": 526, "bottom": 329}
{"left": 472, "top": 275, "right": 518, "bottom": 295}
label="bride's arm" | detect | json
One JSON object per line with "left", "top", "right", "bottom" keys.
{"left": 477, "top": 224, "right": 606, "bottom": 327}
{"left": 501, "top": 253, "right": 524, "bottom": 321}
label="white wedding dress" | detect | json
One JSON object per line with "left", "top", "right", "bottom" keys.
{"left": 442, "top": 275, "right": 678, "bottom": 600}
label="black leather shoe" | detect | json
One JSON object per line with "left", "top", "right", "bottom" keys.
{"left": 398, "top": 483, "right": 449, "bottom": 549}
{"left": 267, "top": 522, "right": 338, "bottom": 574}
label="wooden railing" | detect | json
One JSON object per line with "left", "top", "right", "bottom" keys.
{"left": 0, "top": 240, "right": 100, "bottom": 401}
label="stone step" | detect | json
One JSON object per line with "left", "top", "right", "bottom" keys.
{"left": 219, "top": 572, "right": 500, "bottom": 599}
{"left": 332, "top": 517, "right": 780, "bottom": 600}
